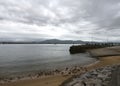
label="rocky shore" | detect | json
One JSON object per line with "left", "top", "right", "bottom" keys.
{"left": 61, "top": 64, "right": 120, "bottom": 86}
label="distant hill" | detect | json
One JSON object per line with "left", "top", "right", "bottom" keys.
{"left": 40, "top": 39, "right": 84, "bottom": 44}
{"left": 0, "top": 39, "right": 84, "bottom": 44}
{"left": 0, "top": 39, "right": 120, "bottom": 44}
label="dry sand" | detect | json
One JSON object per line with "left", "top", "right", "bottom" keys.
{"left": 89, "top": 46, "right": 120, "bottom": 57}
{"left": 87, "top": 56, "right": 120, "bottom": 70}
{"left": 87, "top": 46, "right": 120, "bottom": 69}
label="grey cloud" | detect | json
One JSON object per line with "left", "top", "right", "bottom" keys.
{"left": 0, "top": 0, "right": 120, "bottom": 41}
{"left": 82, "top": 0, "right": 120, "bottom": 29}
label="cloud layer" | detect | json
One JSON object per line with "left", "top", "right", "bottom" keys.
{"left": 0, "top": 0, "right": 120, "bottom": 41}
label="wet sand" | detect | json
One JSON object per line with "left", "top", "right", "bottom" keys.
{"left": 0, "top": 65, "right": 89, "bottom": 86}
{"left": 1, "top": 75, "right": 70, "bottom": 86}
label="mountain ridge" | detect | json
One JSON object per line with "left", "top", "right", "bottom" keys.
{"left": 0, "top": 39, "right": 85, "bottom": 44}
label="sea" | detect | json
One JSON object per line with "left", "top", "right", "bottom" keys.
{"left": 0, "top": 44, "right": 95, "bottom": 77}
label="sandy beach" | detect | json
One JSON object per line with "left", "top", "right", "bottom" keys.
{"left": 87, "top": 46, "right": 120, "bottom": 69}
{"left": 1, "top": 46, "right": 120, "bottom": 86}
{"left": 0, "top": 65, "right": 88, "bottom": 86}
{"left": 1, "top": 75, "right": 70, "bottom": 86}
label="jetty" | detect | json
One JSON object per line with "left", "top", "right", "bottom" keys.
{"left": 69, "top": 43, "right": 120, "bottom": 54}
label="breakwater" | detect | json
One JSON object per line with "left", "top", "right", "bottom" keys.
{"left": 69, "top": 43, "right": 120, "bottom": 54}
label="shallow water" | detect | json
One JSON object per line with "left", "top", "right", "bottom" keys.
{"left": 0, "top": 44, "right": 95, "bottom": 76}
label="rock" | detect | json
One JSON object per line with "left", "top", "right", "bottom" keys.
{"left": 61, "top": 65, "right": 120, "bottom": 86}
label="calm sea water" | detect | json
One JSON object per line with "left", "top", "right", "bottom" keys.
{"left": 0, "top": 44, "right": 95, "bottom": 76}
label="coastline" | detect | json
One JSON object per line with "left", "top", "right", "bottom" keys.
{"left": 1, "top": 46, "right": 120, "bottom": 86}
{"left": 1, "top": 56, "right": 120, "bottom": 86}
{"left": 0, "top": 62, "right": 93, "bottom": 85}
{"left": 0, "top": 59, "right": 96, "bottom": 86}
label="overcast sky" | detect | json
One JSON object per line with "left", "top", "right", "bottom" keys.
{"left": 0, "top": 0, "right": 120, "bottom": 42}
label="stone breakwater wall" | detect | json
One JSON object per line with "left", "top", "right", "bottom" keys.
{"left": 69, "top": 43, "right": 117, "bottom": 54}
{"left": 60, "top": 64, "right": 120, "bottom": 86}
